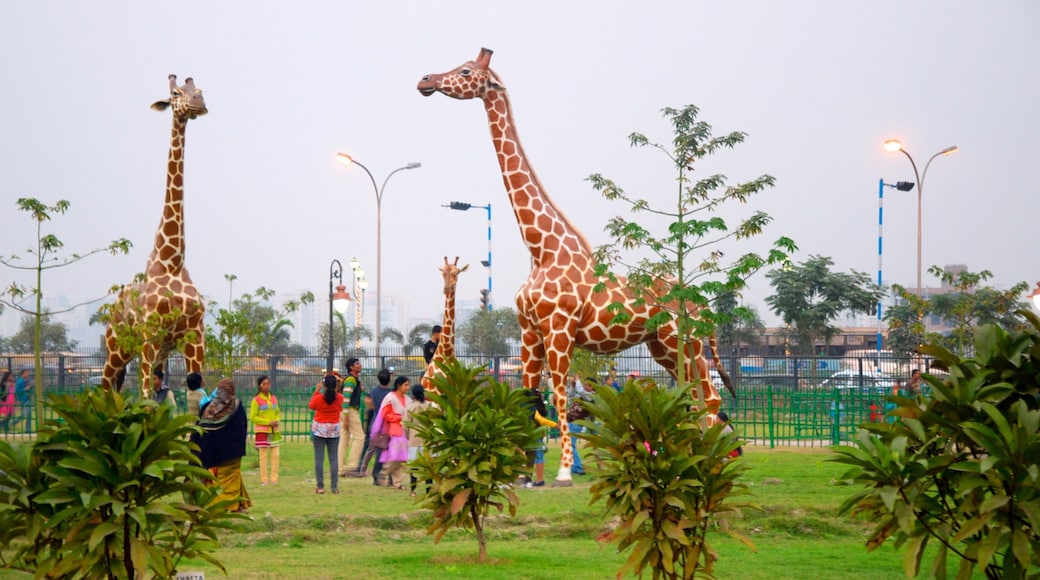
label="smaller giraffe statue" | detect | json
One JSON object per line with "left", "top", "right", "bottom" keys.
{"left": 422, "top": 257, "right": 469, "bottom": 393}
{"left": 102, "top": 75, "right": 207, "bottom": 397}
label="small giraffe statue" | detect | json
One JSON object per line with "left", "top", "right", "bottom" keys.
{"left": 102, "top": 75, "right": 207, "bottom": 396}
{"left": 419, "top": 49, "right": 731, "bottom": 484}
{"left": 422, "top": 257, "right": 469, "bottom": 394}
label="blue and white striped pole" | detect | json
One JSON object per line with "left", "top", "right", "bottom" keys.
{"left": 877, "top": 179, "right": 884, "bottom": 368}
{"left": 485, "top": 203, "right": 492, "bottom": 311}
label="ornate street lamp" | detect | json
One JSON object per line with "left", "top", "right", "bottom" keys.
{"left": 327, "top": 259, "right": 351, "bottom": 374}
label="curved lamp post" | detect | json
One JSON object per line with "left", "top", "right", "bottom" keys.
{"left": 883, "top": 140, "right": 959, "bottom": 299}
{"left": 327, "top": 259, "right": 351, "bottom": 374}
{"left": 336, "top": 154, "right": 421, "bottom": 364}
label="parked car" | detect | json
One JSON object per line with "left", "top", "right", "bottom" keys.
{"left": 820, "top": 370, "right": 896, "bottom": 395}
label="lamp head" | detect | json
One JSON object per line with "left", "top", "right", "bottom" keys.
{"left": 883, "top": 139, "right": 903, "bottom": 153}
{"left": 405, "top": 162, "right": 422, "bottom": 170}
{"left": 941, "top": 145, "right": 959, "bottom": 156}
{"left": 332, "top": 285, "right": 351, "bottom": 314}
{"left": 335, "top": 152, "right": 354, "bottom": 166}
{"left": 895, "top": 181, "right": 915, "bottom": 192}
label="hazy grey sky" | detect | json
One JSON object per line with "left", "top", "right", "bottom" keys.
{"left": 2, "top": 1, "right": 1037, "bottom": 338}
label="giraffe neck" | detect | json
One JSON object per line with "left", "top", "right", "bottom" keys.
{"left": 148, "top": 115, "right": 188, "bottom": 276}
{"left": 482, "top": 89, "right": 592, "bottom": 267}
{"left": 435, "top": 290, "right": 457, "bottom": 361}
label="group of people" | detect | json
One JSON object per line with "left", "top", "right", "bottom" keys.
{"left": 0, "top": 369, "right": 34, "bottom": 433}
{"left": 309, "top": 359, "right": 431, "bottom": 496}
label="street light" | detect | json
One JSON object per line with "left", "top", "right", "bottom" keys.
{"left": 875, "top": 179, "right": 916, "bottom": 367}
{"left": 327, "top": 259, "right": 351, "bottom": 374}
{"left": 1030, "top": 282, "right": 1040, "bottom": 310}
{"left": 349, "top": 257, "right": 367, "bottom": 350}
{"left": 883, "top": 139, "right": 959, "bottom": 299}
{"left": 336, "top": 153, "right": 421, "bottom": 363}
{"left": 445, "top": 201, "right": 492, "bottom": 310}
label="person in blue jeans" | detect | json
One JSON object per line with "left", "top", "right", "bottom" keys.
{"left": 15, "top": 369, "right": 32, "bottom": 433}
{"left": 567, "top": 375, "right": 594, "bottom": 476}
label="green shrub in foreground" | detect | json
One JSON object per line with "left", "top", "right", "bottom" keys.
{"left": 409, "top": 360, "right": 540, "bottom": 562}
{"left": 0, "top": 387, "right": 243, "bottom": 579}
{"left": 579, "top": 379, "right": 754, "bottom": 579}
{"left": 833, "top": 312, "right": 1040, "bottom": 579}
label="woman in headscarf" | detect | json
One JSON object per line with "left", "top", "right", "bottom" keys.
{"left": 369, "top": 375, "right": 411, "bottom": 489}
{"left": 191, "top": 378, "right": 251, "bottom": 513}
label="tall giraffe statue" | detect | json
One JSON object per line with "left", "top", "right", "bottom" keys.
{"left": 421, "top": 257, "right": 469, "bottom": 394}
{"left": 102, "top": 74, "right": 207, "bottom": 397}
{"left": 419, "top": 49, "right": 731, "bottom": 484}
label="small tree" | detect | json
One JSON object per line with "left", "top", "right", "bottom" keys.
{"left": 0, "top": 387, "right": 242, "bottom": 578}
{"left": 408, "top": 360, "right": 539, "bottom": 561}
{"left": 832, "top": 311, "right": 1040, "bottom": 578}
{"left": 205, "top": 275, "right": 313, "bottom": 378}
{"left": 580, "top": 378, "right": 753, "bottom": 579}
{"left": 765, "top": 255, "right": 883, "bottom": 356}
{"left": 407, "top": 323, "right": 434, "bottom": 356}
{"left": 588, "top": 104, "right": 794, "bottom": 405}
{"left": 7, "top": 313, "right": 77, "bottom": 353}
{"left": 715, "top": 292, "right": 764, "bottom": 354}
{"left": 0, "top": 198, "right": 131, "bottom": 433}
{"left": 458, "top": 307, "right": 522, "bottom": 356}
{"left": 885, "top": 266, "right": 1028, "bottom": 359}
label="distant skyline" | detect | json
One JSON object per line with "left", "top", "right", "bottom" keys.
{"left": 2, "top": 2, "right": 1037, "bottom": 348}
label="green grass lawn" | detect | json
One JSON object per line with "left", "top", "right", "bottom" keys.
{"left": 0, "top": 441, "right": 974, "bottom": 579}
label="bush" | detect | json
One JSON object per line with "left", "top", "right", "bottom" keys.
{"left": 833, "top": 311, "right": 1040, "bottom": 579}
{"left": 0, "top": 387, "right": 242, "bottom": 579}
{"left": 408, "top": 360, "right": 540, "bottom": 562}
{"left": 579, "top": 379, "right": 753, "bottom": 579}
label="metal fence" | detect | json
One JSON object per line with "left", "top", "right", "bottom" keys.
{"left": 0, "top": 348, "right": 933, "bottom": 446}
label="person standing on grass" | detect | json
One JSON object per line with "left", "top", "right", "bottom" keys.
{"left": 358, "top": 367, "right": 394, "bottom": 483}
{"left": 370, "top": 375, "right": 411, "bottom": 489}
{"left": 309, "top": 374, "right": 344, "bottom": 495}
{"left": 250, "top": 375, "right": 282, "bottom": 486}
{"left": 15, "top": 369, "right": 32, "bottom": 433}
{"left": 523, "top": 383, "right": 550, "bottom": 487}
{"left": 423, "top": 325, "right": 441, "bottom": 365}
{"left": 907, "top": 369, "right": 922, "bottom": 396}
{"left": 185, "top": 372, "right": 205, "bottom": 417}
{"left": 192, "top": 378, "right": 251, "bottom": 513}
{"left": 406, "top": 382, "right": 432, "bottom": 497}
{"left": 0, "top": 371, "right": 15, "bottom": 431}
{"left": 338, "top": 358, "right": 366, "bottom": 477}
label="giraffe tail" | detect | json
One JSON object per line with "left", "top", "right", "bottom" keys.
{"left": 708, "top": 331, "right": 736, "bottom": 399}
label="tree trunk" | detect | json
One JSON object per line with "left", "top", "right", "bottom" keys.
{"left": 471, "top": 503, "right": 487, "bottom": 562}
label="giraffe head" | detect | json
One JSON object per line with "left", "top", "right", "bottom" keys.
{"left": 439, "top": 256, "right": 469, "bottom": 295}
{"left": 150, "top": 74, "right": 208, "bottom": 119}
{"left": 417, "top": 48, "right": 505, "bottom": 101}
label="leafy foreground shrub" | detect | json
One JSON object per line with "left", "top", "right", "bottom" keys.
{"left": 409, "top": 360, "right": 540, "bottom": 562}
{"left": 0, "top": 387, "right": 242, "bottom": 579}
{"left": 579, "top": 379, "right": 753, "bottom": 579}
{"left": 833, "top": 312, "right": 1040, "bottom": 579}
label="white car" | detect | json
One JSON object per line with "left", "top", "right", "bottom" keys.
{"left": 820, "top": 370, "right": 895, "bottom": 394}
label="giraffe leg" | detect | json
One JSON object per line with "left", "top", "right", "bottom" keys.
{"left": 102, "top": 328, "right": 132, "bottom": 392}
{"left": 543, "top": 334, "right": 576, "bottom": 486}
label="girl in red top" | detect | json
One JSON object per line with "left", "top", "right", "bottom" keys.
{"left": 309, "top": 374, "right": 345, "bottom": 494}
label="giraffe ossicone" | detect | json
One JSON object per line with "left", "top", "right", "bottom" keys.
{"left": 422, "top": 256, "right": 469, "bottom": 394}
{"left": 102, "top": 74, "right": 207, "bottom": 397}
{"left": 419, "top": 48, "right": 730, "bottom": 485}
